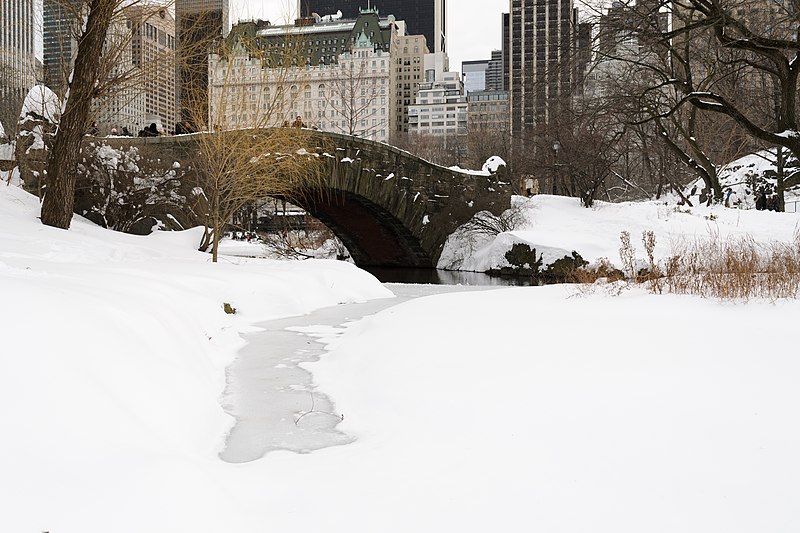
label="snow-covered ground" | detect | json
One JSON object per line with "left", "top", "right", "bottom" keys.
{"left": 3, "top": 182, "right": 800, "bottom": 532}
{"left": 440, "top": 194, "right": 800, "bottom": 272}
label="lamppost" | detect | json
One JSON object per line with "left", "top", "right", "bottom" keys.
{"left": 552, "top": 140, "right": 561, "bottom": 195}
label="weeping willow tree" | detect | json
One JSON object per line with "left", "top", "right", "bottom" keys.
{"left": 196, "top": 26, "right": 328, "bottom": 262}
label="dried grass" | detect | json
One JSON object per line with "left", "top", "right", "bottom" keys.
{"left": 664, "top": 231, "right": 800, "bottom": 300}
{"left": 592, "top": 230, "right": 800, "bottom": 300}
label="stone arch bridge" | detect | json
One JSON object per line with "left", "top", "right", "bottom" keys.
{"left": 91, "top": 130, "right": 514, "bottom": 268}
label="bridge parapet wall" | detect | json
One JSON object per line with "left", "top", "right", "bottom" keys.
{"left": 18, "top": 130, "right": 513, "bottom": 266}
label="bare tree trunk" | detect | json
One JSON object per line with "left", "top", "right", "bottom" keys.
{"left": 41, "top": 0, "right": 117, "bottom": 229}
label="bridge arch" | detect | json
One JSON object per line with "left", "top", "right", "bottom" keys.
{"left": 76, "top": 130, "right": 514, "bottom": 268}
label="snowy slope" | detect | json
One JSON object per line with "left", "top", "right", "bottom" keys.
{"left": 3, "top": 183, "right": 800, "bottom": 532}
{"left": 440, "top": 194, "right": 800, "bottom": 272}
{"left": 0, "top": 184, "right": 391, "bottom": 532}
{"left": 683, "top": 148, "right": 800, "bottom": 209}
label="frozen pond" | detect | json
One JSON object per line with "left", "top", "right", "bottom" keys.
{"left": 220, "top": 282, "right": 501, "bottom": 463}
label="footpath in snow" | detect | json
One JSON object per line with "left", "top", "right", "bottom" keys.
{"left": 2, "top": 182, "right": 800, "bottom": 532}
{"left": 220, "top": 282, "right": 500, "bottom": 462}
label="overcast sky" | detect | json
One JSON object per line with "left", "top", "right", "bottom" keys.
{"left": 229, "top": 0, "right": 510, "bottom": 74}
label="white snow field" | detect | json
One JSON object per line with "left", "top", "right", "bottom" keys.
{"left": 2, "top": 182, "right": 800, "bottom": 532}
{"left": 440, "top": 194, "right": 800, "bottom": 272}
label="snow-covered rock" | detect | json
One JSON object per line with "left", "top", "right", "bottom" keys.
{"left": 482, "top": 155, "right": 506, "bottom": 173}
{"left": 19, "top": 84, "right": 61, "bottom": 124}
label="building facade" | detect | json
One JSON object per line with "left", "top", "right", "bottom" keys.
{"left": 209, "top": 10, "right": 401, "bottom": 141}
{"left": 393, "top": 33, "right": 429, "bottom": 134}
{"left": 486, "top": 49, "right": 504, "bottom": 91}
{"left": 407, "top": 70, "right": 467, "bottom": 137}
{"left": 90, "top": 6, "right": 178, "bottom": 134}
{"left": 43, "top": 0, "right": 80, "bottom": 97}
{"left": 467, "top": 89, "right": 509, "bottom": 133}
{"left": 462, "top": 59, "right": 488, "bottom": 94}
{"left": 508, "top": 0, "right": 578, "bottom": 135}
{"left": 301, "top": 0, "right": 446, "bottom": 53}
{"left": 91, "top": 17, "right": 140, "bottom": 134}
{"left": 176, "top": 0, "right": 229, "bottom": 127}
{"left": 502, "top": 13, "right": 510, "bottom": 91}
{"left": 131, "top": 6, "right": 177, "bottom": 132}
{"left": 0, "top": 0, "right": 37, "bottom": 130}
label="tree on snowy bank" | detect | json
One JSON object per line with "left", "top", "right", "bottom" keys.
{"left": 588, "top": 0, "right": 800, "bottom": 206}
{"left": 198, "top": 32, "right": 327, "bottom": 262}
{"left": 38, "top": 0, "right": 176, "bottom": 229}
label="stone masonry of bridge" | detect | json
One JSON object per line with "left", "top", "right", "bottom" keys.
{"left": 27, "top": 130, "right": 515, "bottom": 268}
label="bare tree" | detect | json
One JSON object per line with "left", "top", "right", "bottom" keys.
{"left": 323, "top": 44, "right": 385, "bottom": 139}
{"left": 590, "top": 0, "right": 800, "bottom": 206}
{"left": 392, "top": 131, "right": 466, "bottom": 168}
{"left": 199, "top": 32, "right": 327, "bottom": 262}
{"left": 39, "top": 0, "right": 177, "bottom": 229}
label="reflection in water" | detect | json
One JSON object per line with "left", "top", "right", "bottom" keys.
{"left": 363, "top": 267, "right": 538, "bottom": 286}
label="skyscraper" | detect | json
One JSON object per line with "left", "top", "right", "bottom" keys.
{"left": 91, "top": 6, "right": 178, "bottom": 134}
{"left": 130, "top": 6, "right": 177, "bottom": 132}
{"left": 43, "top": 0, "right": 80, "bottom": 97}
{"left": 508, "top": 0, "right": 577, "bottom": 135}
{"left": 301, "top": 0, "right": 446, "bottom": 53}
{"left": 1, "top": 0, "right": 38, "bottom": 128}
{"left": 486, "top": 49, "right": 504, "bottom": 91}
{"left": 176, "top": 0, "right": 229, "bottom": 127}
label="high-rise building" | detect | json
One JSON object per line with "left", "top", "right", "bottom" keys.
{"left": 130, "top": 6, "right": 177, "bottom": 132}
{"left": 91, "top": 6, "right": 178, "bottom": 134}
{"left": 502, "top": 13, "right": 510, "bottom": 91}
{"left": 462, "top": 60, "right": 488, "bottom": 94}
{"left": 176, "top": 0, "right": 229, "bottom": 127}
{"left": 0, "top": 0, "right": 37, "bottom": 129}
{"left": 91, "top": 16, "right": 139, "bottom": 134}
{"left": 508, "top": 0, "right": 578, "bottom": 135}
{"left": 393, "top": 33, "right": 429, "bottom": 134}
{"left": 486, "top": 49, "right": 504, "bottom": 91}
{"left": 301, "top": 0, "right": 446, "bottom": 53}
{"left": 43, "top": 0, "right": 80, "bottom": 97}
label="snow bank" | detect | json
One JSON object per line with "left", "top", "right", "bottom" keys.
{"left": 448, "top": 156, "right": 506, "bottom": 177}
{"left": 4, "top": 181, "right": 800, "bottom": 533}
{"left": 448, "top": 164, "right": 490, "bottom": 176}
{"left": 440, "top": 194, "right": 800, "bottom": 272}
{"left": 306, "top": 285, "right": 800, "bottom": 532}
{"left": 482, "top": 155, "right": 506, "bottom": 173}
{"left": 684, "top": 149, "right": 800, "bottom": 209}
{"left": 0, "top": 184, "right": 391, "bottom": 532}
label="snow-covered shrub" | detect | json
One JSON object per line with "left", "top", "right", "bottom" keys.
{"left": 74, "top": 142, "right": 202, "bottom": 233}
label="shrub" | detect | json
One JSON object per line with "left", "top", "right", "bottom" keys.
{"left": 544, "top": 251, "right": 588, "bottom": 281}
{"left": 504, "top": 243, "right": 542, "bottom": 274}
